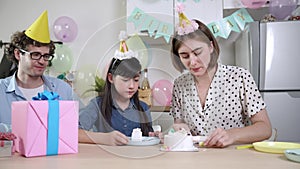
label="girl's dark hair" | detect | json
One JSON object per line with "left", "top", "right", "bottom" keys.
{"left": 101, "top": 57, "right": 153, "bottom": 136}
{"left": 4, "top": 31, "right": 55, "bottom": 66}
{"left": 171, "top": 20, "right": 220, "bottom": 73}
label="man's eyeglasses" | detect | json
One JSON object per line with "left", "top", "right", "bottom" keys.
{"left": 19, "top": 49, "right": 54, "bottom": 61}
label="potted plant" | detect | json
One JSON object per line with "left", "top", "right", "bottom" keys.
{"left": 83, "top": 75, "right": 105, "bottom": 96}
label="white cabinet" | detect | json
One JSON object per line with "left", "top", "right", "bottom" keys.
{"left": 178, "top": 0, "right": 223, "bottom": 24}
{"left": 223, "top": 0, "right": 300, "bottom": 9}
{"left": 223, "top": 0, "right": 244, "bottom": 9}
{"left": 223, "top": 0, "right": 268, "bottom": 9}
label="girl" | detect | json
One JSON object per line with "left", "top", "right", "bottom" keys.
{"left": 79, "top": 57, "right": 153, "bottom": 145}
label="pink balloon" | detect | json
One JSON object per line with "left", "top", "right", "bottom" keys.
{"left": 53, "top": 16, "right": 78, "bottom": 42}
{"left": 241, "top": 0, "right": 267, "bottom": 9}
{"left": 152, "top": 79, "right": 173, "bottom": 106}
{"left": 269, "top": 0, "right": 298, "bottom": 20}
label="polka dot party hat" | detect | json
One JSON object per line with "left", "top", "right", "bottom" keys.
{"left": 176, "top": 3, "right": 199, "bottom": 35}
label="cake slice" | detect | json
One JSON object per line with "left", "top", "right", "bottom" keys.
{"left": 131, "top": 128, "right": 143, "bottom": 141}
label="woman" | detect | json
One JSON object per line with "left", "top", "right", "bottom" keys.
{"left": 78, "top": 57, "right": 153, "bottom": 145}
{"left": 170, "top": 19, "right": 272, "bottom": 148}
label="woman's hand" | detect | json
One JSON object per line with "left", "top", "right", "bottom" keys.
{"left": 203, "top": 109, "right": 272, "bottom": 148}
{"left": 203, "top": 128, "right": 234, "bottom": 148}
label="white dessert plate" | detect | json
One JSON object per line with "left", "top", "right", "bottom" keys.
{"left": 285, "top": 149, "right": 300, "bottom": 163}
{"left": 127, "top": 137, "right": 160, "bottom": 146}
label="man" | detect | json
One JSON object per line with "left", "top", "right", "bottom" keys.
{"left": 0, "top": 11, "right": 79, "bottom": 132}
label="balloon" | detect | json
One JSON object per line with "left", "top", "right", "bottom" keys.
{"left": 152, "top": 79, "right": 173, "bottom": 106}
{"left": 51, "top": 44, "right": 73, "bottom": 73}
{"left": 126, "top": 35, "right": 150, "bottom": 69}
{"left": 241, "top": 0, "right": 267, "bottom": 9}
{"left": 53, "top": 16, "right": 78, "bottom": 42}
{"left": 269, "top": 0, "right": 298, "bottom": 20}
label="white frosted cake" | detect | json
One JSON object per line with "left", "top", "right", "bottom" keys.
{"left": 131, "top": 128, "right": 142, "bottom": 141}
{"left": 162, "top": 129, "right": 197, "bottom": 151}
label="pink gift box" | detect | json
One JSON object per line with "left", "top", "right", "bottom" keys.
{"left": 11, "top": 101, "right": 78, "bottom": 157}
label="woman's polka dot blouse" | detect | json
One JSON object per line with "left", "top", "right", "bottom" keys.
{"left": 171, "top": 64, "right": 265, "bottom": 136}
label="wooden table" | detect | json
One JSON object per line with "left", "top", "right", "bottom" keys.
{"left": 1, "top": 143, "right": 299, "bottom": 169}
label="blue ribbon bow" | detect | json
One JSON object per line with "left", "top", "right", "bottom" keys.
{"left": 32, "top": 90, "right": 60, "bottom": 100}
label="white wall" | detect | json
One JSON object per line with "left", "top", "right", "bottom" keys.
{"left": 0, "top": 0, "right": 127, "bottom": 66}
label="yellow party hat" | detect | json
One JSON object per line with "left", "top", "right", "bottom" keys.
{"left": 176, "top": 3, "right": 199, "bottom": 35}
{"left": 25, "top": 10, "right": 50, "bottom": 43}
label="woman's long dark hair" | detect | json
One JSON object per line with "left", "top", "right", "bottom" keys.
{"left": 101, "top": 57, "right": 153, "bottom": 136}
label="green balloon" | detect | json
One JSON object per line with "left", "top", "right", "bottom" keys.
{"left": 52, "top": 44, "right": 73, "bottom": 73}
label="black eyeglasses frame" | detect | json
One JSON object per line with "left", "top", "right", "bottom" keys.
{"left": 19, "top": 48, "right": 54, "bottom": 61}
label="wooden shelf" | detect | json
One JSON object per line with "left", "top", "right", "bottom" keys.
{"left": 150, "top": 106, "right": 170, "bottom": 112}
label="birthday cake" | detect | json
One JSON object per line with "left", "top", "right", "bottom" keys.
{"left": 131, "top": 128, "right": 143, "bottom": 141}
{"left": 161, "top": 129, "right": 198, "bottom": 151}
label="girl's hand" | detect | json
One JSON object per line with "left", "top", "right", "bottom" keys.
{"left": 172, "top": 123, "right": 191, "bottom": 134}
{"left": 104, "top": 131, "right": 129, "bottom": 146}
{"left": 148, "top": 131, "right": 164, "bottom": 143}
